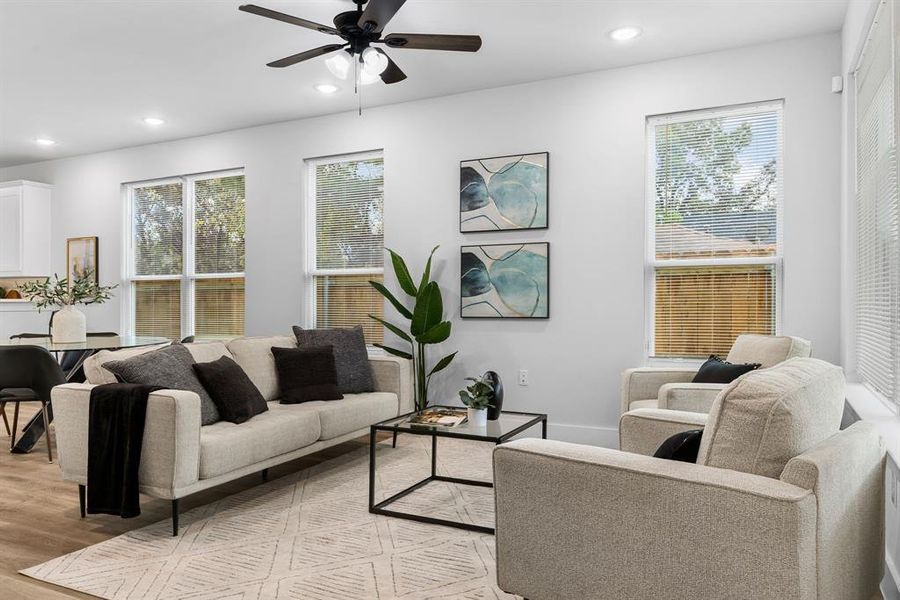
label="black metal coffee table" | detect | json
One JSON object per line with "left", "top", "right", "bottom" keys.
{"left": 368, "top": 406, "right": 547, "bottom": 534}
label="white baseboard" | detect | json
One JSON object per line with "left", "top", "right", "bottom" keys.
{"left": 513, "top": 421, "right": 619, "bottom": 448}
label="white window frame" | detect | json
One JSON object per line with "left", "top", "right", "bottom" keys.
{"left": 644, "top": 101, "right": 785, "bottom": 362}
{"left": 122, "top": 168, "right": 245, "bottom": 339}
{"left": 303, "top": 150, "right": 385, "bottom": 330}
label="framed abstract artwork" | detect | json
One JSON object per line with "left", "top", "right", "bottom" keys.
{"left": 459, "top": 152, "right": 548, "bottom": 232}
{"left": 460, "top": 242, "right": 549, "bottom": 319}
{"left": 67, "top": 236, "right": 99, "bottom": 283}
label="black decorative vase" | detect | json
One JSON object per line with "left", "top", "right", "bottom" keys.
{"left": 483, "top": 371, "right": 504, "bottom": 420}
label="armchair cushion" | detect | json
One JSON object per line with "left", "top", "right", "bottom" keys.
{"left": 697, "top": 358, "right": 844, "bottom": 478}
{"left": 692, "top": 355, "right": 760, "bottom": 383}
{"left": 653, "top": 429, "right": 703, "bottom": 462}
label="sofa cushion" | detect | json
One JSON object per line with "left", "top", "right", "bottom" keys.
{"left": 193, "top": 356, "right": 268, "bottom": 424}
{"left": 293, "top": 326, "right": 374, "bottom": 394}
{"left": 104, "top": 344, "right": 220, "bottom": 426}
{"left": 692, "top": 355, "right": 760, "bottom": 383}
{"left": 272, "top": 346, "right": 343, "bottom": 403}
{"left": 198, "top": 402, "right": 321, "bottom": 479}
{"left": 183, "top": 341, "right": 233, "bottom": 364}
{"left": 83, "top": 343, "right": 170, "bottom": 384}
{"left": 308, "top": 392, "right": 399, "bottom": 440}
{"left": 725, "top": 334, "right": 812, "bottom": 369}
{"left": 225, "top": 335, "right": 296, "bottom": 401}
{"left": 696, "top": 357, "right": 844, "bottom": 478}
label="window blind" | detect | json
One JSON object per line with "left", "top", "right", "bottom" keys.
{"left": 133, "top": 182, "right": 183, "bottom": 276}
{"left": 133, "top": 279, "right": 181, "bottom": 341}
{"left": 194, "top": 174, "right": 245, "bottom": 274}
{"left": 310, "top": 153, "right": 385, "bottom": 344}
{"left": 855, "top": 0, "right": 899, "bottom": 401}
{"left": 649, "top": 102, "right": 782, "bottom": 358}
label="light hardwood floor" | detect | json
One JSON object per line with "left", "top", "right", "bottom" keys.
{"left": 0, "top": 404, "right": 377, "bottom": 600}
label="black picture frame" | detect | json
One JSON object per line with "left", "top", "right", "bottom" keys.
{"left": 459, "top": 152, "right": 549, "bottom": 233}
{"left": 460, "top": 242, "right": 550, "bottom": 319}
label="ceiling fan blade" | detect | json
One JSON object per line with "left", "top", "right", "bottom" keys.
{"left": 358, "top": 0, "right": 406, "bottom": 33}
{"left": 239, "top": 4, "right": 339, "bottom": 35}
{"left": 381, "top": 33, "right": 482, "bottom": 52}
{"left": 267, "top": 44, "right": 345, "bottom": 68}
{"left": 378, "top": 50, "right": 407, "bottom": 84}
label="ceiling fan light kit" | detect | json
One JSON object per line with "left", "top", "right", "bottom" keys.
{"left": 239, "top": 0, "right": 482, "bottom": 94}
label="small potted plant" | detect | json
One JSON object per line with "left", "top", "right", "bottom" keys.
{"left": 20, "top": 270, "right": 116, "bottom": 343}
{"left": 458, "top": 375, "right": 495, "bottom": 427}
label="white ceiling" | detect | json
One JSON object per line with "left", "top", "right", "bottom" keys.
{"left": 0, "top": 0, "right": 847, "bottom": 168}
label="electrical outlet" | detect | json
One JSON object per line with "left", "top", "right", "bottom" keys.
{"left": 518, "top": 370, "right": 529, "bottom": 386}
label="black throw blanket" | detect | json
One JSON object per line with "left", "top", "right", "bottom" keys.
{"left": 88, "top": 383, "right": 161, "bottom": 518}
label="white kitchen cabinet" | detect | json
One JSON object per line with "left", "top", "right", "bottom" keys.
{"left": 0, "top": 180, "right": 52, "bottom": 277}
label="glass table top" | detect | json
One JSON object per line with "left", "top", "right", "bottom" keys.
{"left": 375, "top": 405, "right": 546, "bottom": 442}
{"left": 0, "top": 335, "right": 171, "bottom": 352}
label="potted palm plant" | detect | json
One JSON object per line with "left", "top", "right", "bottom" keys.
{"left": 20, "top": 270, "right": 116, "bottom": 343}
{"left": 369, "top": 246, "right": 457, "bottom": 412}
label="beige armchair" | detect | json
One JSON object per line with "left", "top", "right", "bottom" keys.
{"left": 494, "top": 358, "right": 885, "bottom": 600}
{"left": 621, "top": 333, "right": 811, "bottom": 414}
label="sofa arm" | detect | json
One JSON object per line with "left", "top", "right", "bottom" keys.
{"left": 52, "top": 383, "right": 202, "bottom": 499}
{"left": 618, "top": 408, "right": 708, "bottom": 455}
{"left": 369, "top": 355, "right": 414, "bottom": 414}
{"left": 493, "top": 439, "right": 816, "bottom": 600}
{"left": 620, "top": 367, "right": 696, "bottom": 414}
{"left": 657, "top": 382, "right": 726, "bottom": 413}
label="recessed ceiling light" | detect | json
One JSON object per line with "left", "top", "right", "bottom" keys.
{"left": 34, "top": 138, "right": 56, "bottom": 146}
{"left": 314, "top": 83, "right": 339, "bottom": 94}
{"left": 142, "top": 117, "right": 165, "bottom": 126}
{"left": 609, "top": 26, "right": 642, "bottom": 42}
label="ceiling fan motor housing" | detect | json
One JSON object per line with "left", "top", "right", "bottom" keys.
{"left": 333, "top": 10, "right": 381, "bottom": 53}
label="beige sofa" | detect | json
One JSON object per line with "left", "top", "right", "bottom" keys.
{"left": 495, "top": 358, "right": 885, "bottom": 600}
{"left": 51, "top": 335, "right": 413, "bottom": 534}
{"left": 621, "top": 333, "right": 812, "bottom": 414}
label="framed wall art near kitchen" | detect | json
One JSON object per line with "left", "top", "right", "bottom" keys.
{"left": 67, "top": 236, "right": 99, "bottom": 283}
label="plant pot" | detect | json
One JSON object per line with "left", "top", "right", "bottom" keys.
{"left": 467, "top": 407, "right": 488, "bottom": 427}
{"left": 483, "top": 371, "right": 504, "bottom": 420}
{"left": 52, "top": 305, "right": 86, "bottom": 343}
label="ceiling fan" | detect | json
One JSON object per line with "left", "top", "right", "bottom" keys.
{"left": 239, "top": 0, "right": 483, "bottom": 86}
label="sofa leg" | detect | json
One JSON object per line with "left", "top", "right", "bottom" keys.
{"left": 261, "top": 468, "right": 268, "bottom": 482}
{"left": 78, "top": 485, "right": 86, "bottom": 518}
{"left": 172, "top": 499, "right": 179, "bottom": 536}
{"left": 392, "top": 430, "right": 397, "bottom": 448}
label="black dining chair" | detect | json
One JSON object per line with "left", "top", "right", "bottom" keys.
{"left": 1, "top": 333, "right": 51, "bottom": 437}
{"left": 0, "top": 346, "right": 66, "bottom": 462}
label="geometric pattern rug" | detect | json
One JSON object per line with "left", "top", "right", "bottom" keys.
{"left": 21, "top": 434, "right": 521, "bottom": 600}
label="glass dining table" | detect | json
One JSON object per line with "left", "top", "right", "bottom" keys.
{"left": 1, "top": 335, "right": 170, "bottom": 454}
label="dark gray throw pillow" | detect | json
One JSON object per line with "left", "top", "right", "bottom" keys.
{"left": 292, "top": 325, "right": 374, "bottom": 394}
{"left": 104, "top": 344, "right": 220, "bottom": 425}
{"left": 193, "top": 356, "right": 268, "bottom": 424}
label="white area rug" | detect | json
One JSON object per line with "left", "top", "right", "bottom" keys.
{"left": 22, "top": 435, "right": 520, "bottom": 600}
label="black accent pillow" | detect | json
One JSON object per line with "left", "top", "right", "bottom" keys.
{"left": 193, "top": 356, "right": 268, "bottom": 424}
{"left": 654, "top": 429, "right": 704, "bottom": 463}
{"left": 292, "top": 326, "right": 374, "bottom": 394}
{"left": 692, "top": 355, "right": 761, "bottom": 384}
{"left": 272, "top": 345, "right": 344, "bottom": 404}
{"left": 104, "top": 344, "right": 220, "bottom": 425}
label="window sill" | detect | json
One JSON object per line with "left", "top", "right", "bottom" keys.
{"left": 846, "top": 383, "right": 900, "bottom": 466}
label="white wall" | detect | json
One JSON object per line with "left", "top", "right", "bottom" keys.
{"left": 0, "top": 33, "right": 842, "bottom": 445}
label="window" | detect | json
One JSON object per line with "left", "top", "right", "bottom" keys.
{"left": 647, "top": 102, "right": 783, "bottom": 358}
{"left": 854, "top": 0, "right": 899, "bottom": 402}
{"left": 306, "top": 152, "right": 384, "bottom": 343}
{"left": 126, "top": 170, "right": 245, "bottom": 341}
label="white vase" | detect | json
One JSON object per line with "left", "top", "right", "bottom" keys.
{"left": 52, "top": 305, "right": 87, "bottom": 343}
{"left": 467, "top": 407, "right": 488, "bottom": 427}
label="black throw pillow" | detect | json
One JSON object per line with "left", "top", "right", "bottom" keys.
{"left": 292, "top": 325, "right": 374, "bottom": 394}
{"left": 654, "top": 429, "right": 704, "bottom": 463}
{"left": 272, "top": 345, "right": 344, "bottom": 404}
{"left": 192, "top": 356, "right": 268, "bottom": 424}
{"left": 692, "top": 355, "right": 761, "bottom": 384}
